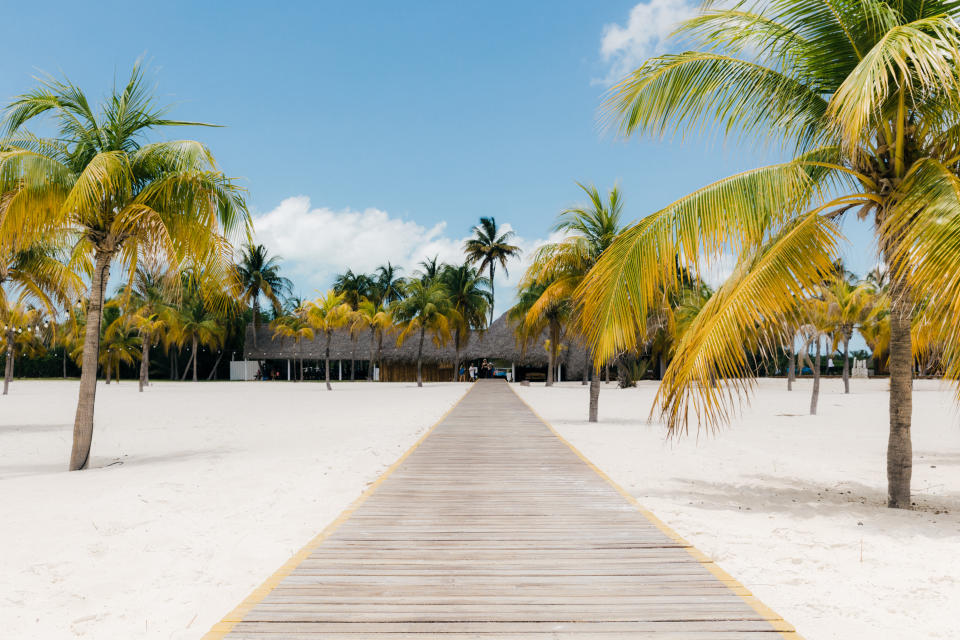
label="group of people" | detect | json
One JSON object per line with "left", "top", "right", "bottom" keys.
{"left": 459, "top": 359, "right": 496, "bottom": 381}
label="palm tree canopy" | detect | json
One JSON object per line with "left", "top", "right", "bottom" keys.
{"left": 0, "top": 63, "right": 250, "bottom": 273}
{"left": 333, "top": 269, "right": 374, "bottom": 309}
{"left": 464, "top": 217, "right": 521, "bottom": 276}
{"left": 578, "top": 0, "right": 960, "bottom": 432}
{"left": 235, "top": 243, "right": 292, "bottom": 314}
{"left": 393, "top": 279, "right": 453, "bottom": 346}
{"left": 373, "top": 262, "right": 406, "bottom": 306}
{"left": 441, "top": 263, "right": 492, "bottom": 335}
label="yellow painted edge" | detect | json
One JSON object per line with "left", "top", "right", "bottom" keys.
{"left": 200, "top": 382, "right": 474, "bottom": 639}
{"left": 507, "top": 383, "right": 805, "bottom": 640}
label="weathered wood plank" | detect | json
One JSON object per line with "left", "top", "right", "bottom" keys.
{"left": 216, "top": 380, "right": 795, "bottom": 639}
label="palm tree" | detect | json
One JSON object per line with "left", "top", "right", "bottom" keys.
{"left": 1, "top": 64, "right": 249, "bottom": 470}
{"left": 464, "top": 217, "right": 521, "bottom": 323}
{"left": 126, "top": 265, "right": 174, "bottom": 392}
{"left": 271, "top": 305, "right": 314, "bottom": 381}
{"left": 2, "top": 304, "right": 47, "bottom": 394}
{"left": 510, "top": 281, "right": 570, "bottom": 388}
{"left": 577, "top": 0, "right": 960, "bottom": 508}
{"left": 235, "top": 243, "right": 292, "bottom": 347}
{"left": 352, "top": 297, "right": 393, "bottom": 381}
{"left": 373, "top": 262, "right": 406, "bottom": 306}
{"left": 823, "top": 277, "right": 875, "bottom": 392}
{"left": 333, "top": 269, "right": 374, "bottom": 379}
{"left": 393, "top": 280, "right": 453, "bottom": 387}
{"left": 306, "top": 290, "right": 351, "bottom": 390}
{"left": 99, "top": 303, "right": 142, "bottom": 384}
{"left": 440, "top": 263, "right": 492, "bottom": 381}
{"left": 521, "top": 184, "right": 623, "bottom": 414}
{"left": 415, "top": 256, "right": 442, "bottom": 285}
{"left": 172, "top": 275, "right": 227, "bottom": 382}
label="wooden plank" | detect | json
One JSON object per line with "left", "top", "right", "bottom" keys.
{"left": 211, "top": 380, "right": 796, "bottom": 639}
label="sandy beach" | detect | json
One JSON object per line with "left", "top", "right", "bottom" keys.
{"left": 516, "top": 377, "right": 960, "bottom": 640}
{"left": 0, "top": 380, "right": 468, "bottom": 639}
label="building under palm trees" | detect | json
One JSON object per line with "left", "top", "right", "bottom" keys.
{"left": 241, "top": 313, "right": 591, "bottom": 383}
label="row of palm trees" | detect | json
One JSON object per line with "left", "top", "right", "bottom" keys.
{"left": 271, "top": 258, "right": 494, "bottom": 388}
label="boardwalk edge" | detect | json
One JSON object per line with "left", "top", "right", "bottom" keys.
{"left": 200, "top": 382, "right": 474, "bottom": 639}
{"left": 507, "top": 382, "right": 805, "bottom": 640}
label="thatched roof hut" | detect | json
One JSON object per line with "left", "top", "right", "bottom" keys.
{"left": 243, "top": 313, "right": 589, "bottom": 381}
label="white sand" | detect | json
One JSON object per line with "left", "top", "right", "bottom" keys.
{"left": 515, "top": 377, "right": 960, "bottom": 640}
{"left": 0, "top": 380, "right": 467, "bottom": 640}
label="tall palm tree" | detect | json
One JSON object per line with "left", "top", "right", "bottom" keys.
{"left": 440, "top": 263, "right": 492, "bottom": 381}
{"left": 306, "top": 290, "right": 351, "bottom": 390}
{"left": 415, "top": 256, "right": 442, "bottom": 285}
{"left": 333, "top": 269, "right": 374, "bottom": 379}
{"left": 352, "top": 297, "right": 393, "bottom": 380}
{"left": 126, "top": 264, "right": 174, "bottom": 392}
{"left": 578, "top": 0, "right": 960, "bottom": 508}
{"left": 2, "top": 304, "right": 47, "bottom": 394}
{"left": 235, "top": 243, "right": 292, "bottom": 347}
{"left": 0, "top": 64, "right": 249, "bottom": 470}
{"left": 823, "top": 277, "right": 875, "bottom": 392}
{"left": 393, "top": 280, "right": 453, "bottom": 387}
{"left": 373, "top": 262, "right": 406, "bottom": 306}
{"left": 464, "top": 217, "right": 521, "bottom": 323}
{"left": 509, "top": 281, "right": 570, "bottom": 388}
{"left": 521, "top": 184, "right": 623, "bottom": 414}
{"left": 172, "top": 277, "right": 226, "bottom": 382}
{"left": 271, "top": 305, "right": 314, "bottom": 382}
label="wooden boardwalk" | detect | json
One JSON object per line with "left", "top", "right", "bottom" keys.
{"left": 207, "top": 380, "right": 799, "bottom": 639}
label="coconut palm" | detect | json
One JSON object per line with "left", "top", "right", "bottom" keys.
{"left": 464, "top": 217, "right": 521, "bottom": 323}
{"left": 521, "top": 184, "right": 623, "bottom": 414}
{"left": 171, "top": 276, "right": 226, "bottom": 382}
{"left": 577, "top": 0, "right": 960, "bottom": 508}
{"left": 234, "top": 243, "right": 291, "bottom": 346}
{"left": 271, "top": 305, "right": 314, "bottom": 382}
{"left": 333, "top": 269, "right": 374, "bottom": 379}
{"left": 352, "top": 297, "right": 393, "bottom": 380}
{"left": 1, "top": 64, "right": 249, "bottom": 470}
{"left": 306, "top": 290, "right": 351, "bottom": 390}
{"left": 440, "top": 263, "right": 492, "bottom": 382}
{"left": 99, "top": 303, "right": 141, "bottom": 384}
{"left": 393, "top": 280, "right": 453, "bottom": 387}
{"left": 823, "top": 277, "right": 875, "bottom": 392}
{"left": 1, "top": 304, "right": 48, "bottom": 394}
{"left": 510, "top": 280, "right": 571, "bottom": 388}
{"left": 373, "top": 262, "right": 406, "bottom": 306}
{"left": 126, "top": 264, "right": 175, "bottom": 391}
{"left": 415, "top": 256, "right": 442, "bottom": 285}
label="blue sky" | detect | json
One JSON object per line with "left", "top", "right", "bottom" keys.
{"left": 3, "top": 1, "right": 878, "bottom": 317}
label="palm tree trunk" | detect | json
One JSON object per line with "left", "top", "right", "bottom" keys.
{"left": 3, "top": 331, "right": 14, "bottom": 395}
{"left": 810, "top": 337, "right": 821, "bottom": 415}
{"left": 588, "top": 361, "right": 600, "bottom": 423}
{"left": 416, "top": 327, "right": 425, "bottom": 388}
{"left": 181, "top": 348, "right": 195, "bottom": 380}
{"left": 658, "top": 353, "right": 666, "bottom": 379}
{"left": 840, "top": 333, "right": 850, "bottom": 393}
{"left": 787, "top": 343, "right": 795, "bottom": 391}
{"left": 192, "top": 336, "right": 199, "bottom": 381}
{"left": 325, "top": 331, "right": 332, "bottom": 390}
{"left": 350, "top": 339, "right": 357, "bottom": 381}
{"left": 887, "top": 277, "right": 913, "bottom": 509}
{"left": 252, "top": 298, "right": 260, "bottom": 347}
{"left": 70, "top": 251, "right": 113, "bottom": 471}
{"left": 207, "top": 350, "right": 224, "bottom": 380}
{"left": 453, "top": 329, "right": 461, "bottom": 383}
{"left": 546, "top": 321, "right": 558, "bottom": 387}
{"left": 105, "top": 357, "right": 111, "bottom": 384}
{"left": 170, "top": 349, "right": 177, "bottom": 380}
{"left": 368, "top": 329, "right": 375, "bottom": 381}
{"left": 489, "top": 264, "right": 496, "bottom": 325}
{"left": 139, "top": 334, "right": 150, "bottom": 392}
{"left": 581, "top": 350, "right": 588, "bottom": 385}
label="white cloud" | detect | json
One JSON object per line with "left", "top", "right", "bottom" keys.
{"left": 598, "top": 0, "right": 698, "bottom": 84}
{"left": 253, "top": 196, "right": 558, "bottom": 315}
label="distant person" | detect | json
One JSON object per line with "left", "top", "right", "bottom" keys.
{"left": 469, "top": 364, "right": 477, "bottom": 381}
{"left": 481, "top": 359, "right": 490, "bottom": 378}
{"left": 458, "top": 364, "right": 465, "bottom": 381}
{"left": 827, "top": 357, "right": 834, "bottom": 374}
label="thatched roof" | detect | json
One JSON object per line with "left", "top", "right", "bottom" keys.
{"left": 244, "top": 313, "right": 589, "bottom": 374}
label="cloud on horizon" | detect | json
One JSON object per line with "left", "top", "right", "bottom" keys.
{"left": 253, "top": 196, "right": 562, "bottom": 315}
